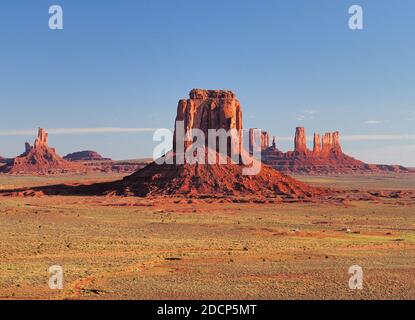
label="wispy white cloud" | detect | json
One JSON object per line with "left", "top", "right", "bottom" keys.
{"left": 276, "top": 134, "right": 415, "bottom": 142}
{"left": 0, "top": 127, "right": 158, "bottom": 136}
{"left": 364, "top": 120, "right": 387, "bottom": 125}
{"left": 296, "top": 109, "right": 317, "bottom": 121}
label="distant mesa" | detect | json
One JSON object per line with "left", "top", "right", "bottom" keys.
{"left": 0, "top": 128, "right": 84, "bottom": 174}
{"left": 64, "top": 150, "right": 112, "bottom": 162}
{"left": 259, "top": 127, "right": 411, "bottom": 174}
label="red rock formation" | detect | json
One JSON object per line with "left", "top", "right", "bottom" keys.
{"left": 248, "top": 129, "right": 269, "bottom": 153}
{"left": 173, "top": 89, "right": 242, "bottom": 156}
{"left": 1, "top": 128, "right": 84, "bottom": 174}
{"left": 320, "top": 131, "right": 342, "bottom": 157}
{"left": 294, "top": 127, "right": 307, "bottom": 153}
{"left": 24, "top": 142, "right": 31, "bottom": 154}
{"left": 261, "top": 131, "right": 270, "bottom": 150}
{"left": 332, "top": 131, "right": 342, "bottom": 153}
{"left": 262, "top": 128, "right": 411, "bottom": 174}
{"left": 64, "top": 150, "right": 111, "bottom": 161}
{"left": 96, "top": 89, "right": 321, "bottom": 198}
{"left": 272, "top": 136, "right": 277, "bottom": 149}
{"left": 34, "top": 128, "right": 48, "bottom": 149}
{"left": 313, "top": 133, "right": 322, "bottom": 156}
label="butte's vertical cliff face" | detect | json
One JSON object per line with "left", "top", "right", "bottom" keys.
{"left": 313, "top": 133, "right": 322, "bottom": 156}
{"left": 321, "top": 131, "right": 342, "bottom": 158}
{"left": 294, "top": 127, "right": 308, "bottom": 153}
{"left": 261, "top": 131, "right": 270, "bottom": 150}
{"left": 173, "top": 89, "right": 242, "bottom": 155}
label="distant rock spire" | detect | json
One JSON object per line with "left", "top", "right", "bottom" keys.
{"left": 34, "top": 128, "right": 49, "bottom": 149}
{"left": 261, "top": 131, "right": 270, "bottom": 150}
{"left": 313, "top": 133, "right": 321, "bottom": 155}
{"left": 294, "top": 127, "right": 307, "bottom": 153}
{"left": 0, "top": 128, "right": 83, "bottom": 174}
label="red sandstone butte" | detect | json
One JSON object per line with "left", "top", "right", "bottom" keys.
{"left": 173, "top": 89, "right": 243, "bottom": 157}
{"left": 262, "top": 127, "right": 411, "bottom": 174}
{"left": 100, "top": 89, "right": 321, "bottom": 198}
{"left": 1, "top": 128, "right": 84, "bottom": 174}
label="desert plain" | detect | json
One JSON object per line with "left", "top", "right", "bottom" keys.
{"left": 0, "top": 173, "right": 414, "bottom": 300}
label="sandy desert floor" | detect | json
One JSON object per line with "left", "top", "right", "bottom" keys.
{"left": 0, "top": 173, "right": 414, "bottom": 300}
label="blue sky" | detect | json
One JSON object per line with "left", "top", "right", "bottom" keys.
{"left": 0, "top": 0, "right": 414, "bottom": 165}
